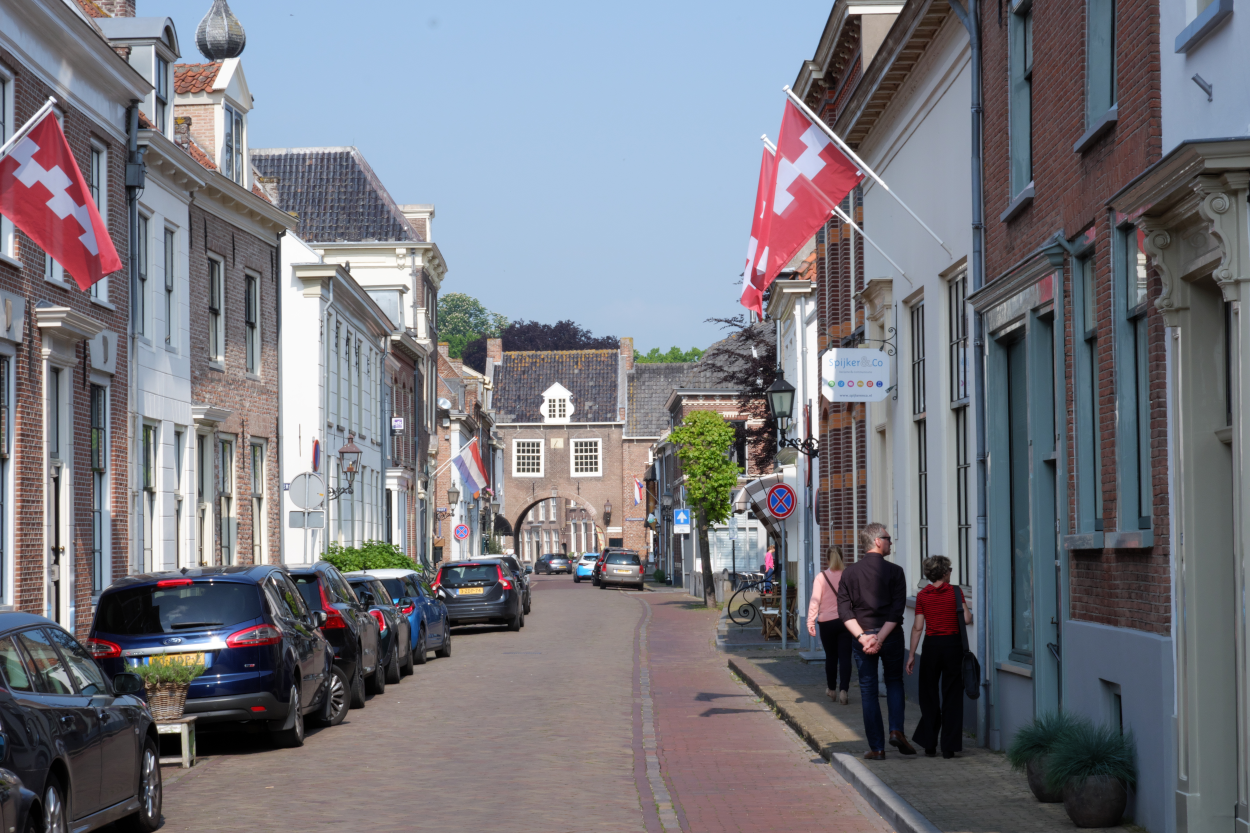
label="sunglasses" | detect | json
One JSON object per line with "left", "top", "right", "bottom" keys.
{"left": 877, "top": 535, "right": 892, "bottom": 542}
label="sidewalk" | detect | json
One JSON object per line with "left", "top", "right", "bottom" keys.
{"left": 728, "top": 651, "right": 1133, "bottom": 833}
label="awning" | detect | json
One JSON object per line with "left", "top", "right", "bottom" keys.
{"left": 493, "top": 514, "right": 514, "bottom": 537}
{"left": 734, "top": 474, "right": 787, "bottom": 539}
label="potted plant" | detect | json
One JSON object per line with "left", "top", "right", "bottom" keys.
{"left": 134, "top": 658, "right": 206, "bottom": 722}
{"left": 1006, "top": 710, "right": 1085, "bottom": 803}
{"left": 1046, "top": 721, "right": 1136, "bottom": 828}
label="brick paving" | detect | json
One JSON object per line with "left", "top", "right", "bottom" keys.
{"left": 150, "top": 578, "right": 893, "bottom": 833}
{"left": 729, "top": 652, "right": 1132, "bottom": 833}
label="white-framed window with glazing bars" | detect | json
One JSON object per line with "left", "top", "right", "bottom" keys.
{"left": 250, "top": 441, "right": 265, "bottom": 563}
{"left": 245, "top": 273, "right": 259, "bottom": 373}
{"left": 948, "top": 272, "right": 969, "bottom": 581}
{"left": 912, "top": 302, "right": 929, "bottom": 561}
{"left": 164, "top": 228, "right": 175, "bottom": 346}
{"left": 90, "top": 385, "right": 106, "bottom": 593}
{"left": 572, "top": 438, "right": 601, "bottom": 476}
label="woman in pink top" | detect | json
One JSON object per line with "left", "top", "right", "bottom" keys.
{"left": 807, "top": 545, "right": 852, "bottom": 704}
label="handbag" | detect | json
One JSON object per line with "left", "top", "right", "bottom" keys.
{"left": 956, "top": 593, "right": 981, "bottom": 700}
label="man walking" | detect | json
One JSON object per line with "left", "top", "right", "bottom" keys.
{"left": 836, "top": 522, "right": 913, "bottom": 760}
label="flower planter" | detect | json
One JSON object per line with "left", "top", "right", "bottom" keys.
{"left": 1062, "top": 774, "right": 1128, "bottom": 828}
{"left": 1026, "top": 757, "right": 1064, "bottom": 803}
{"left": 145, "top": 682, "right": 190, "bottom": 722}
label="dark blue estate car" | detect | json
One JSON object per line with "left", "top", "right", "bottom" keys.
{"left": 88, "top": 566, "right": 336, "bottom": 747}
{"left": 349, "top": 570, "right": 451, "bottom": 664}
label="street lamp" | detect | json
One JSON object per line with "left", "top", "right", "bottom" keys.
{"left": 766, "top": 374, "right": 819, "bottom": 458}
{"left": 328, "top": 437, "right": 363, "bottom": 499}
{"left": 603, "top": 500, "right": 612, "bottom": 526}
{"left": 447, "top": 485, "right": 461, "bottom": 507}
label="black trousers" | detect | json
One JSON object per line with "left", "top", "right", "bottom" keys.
{"left": 817, "top": 618, "right": 853, "bottom": 692}
{"left": 911, "top": 634, "right": 965, "bottom": 753}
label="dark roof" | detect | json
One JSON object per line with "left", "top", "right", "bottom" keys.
{"left": 626, "top": 363, "right": 699, "bottom": 436}
{"left": 250, "top": 147, "right": 422, "bottom": 243}
{"left": 494, "top": 350, "right": 620, "bottom": 424}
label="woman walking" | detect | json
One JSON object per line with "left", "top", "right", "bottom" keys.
{"left": 807, "top": 546, "right": 852, "bottom": 704}
{"left": 906, "top": 556, "right": 972, "bottom": 758}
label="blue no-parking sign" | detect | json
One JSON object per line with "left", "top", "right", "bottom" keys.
{"left": 673, "top": 508, "right": 691, "bottom": 534}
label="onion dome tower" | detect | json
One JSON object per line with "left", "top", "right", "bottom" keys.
{"left": 195, "top": 0, "right": 246, "bottom": 61}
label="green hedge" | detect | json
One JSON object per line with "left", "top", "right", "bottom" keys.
{"left": 321, "top": 540, "right": 417, "bottom": 574}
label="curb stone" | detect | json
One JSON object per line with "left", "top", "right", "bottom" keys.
{"left": 728, "top": 656, "right": 940, "bottom": 833}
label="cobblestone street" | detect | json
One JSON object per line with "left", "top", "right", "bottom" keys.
{"left": 150, "top": 577, "right": 890, "bottom": 833}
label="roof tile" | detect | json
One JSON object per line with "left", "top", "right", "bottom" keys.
{"left": 494, "top": 350, "right": 619, "bottom": 424}
{"left": 174, "top": 62, "right": 222, "bottom": 94}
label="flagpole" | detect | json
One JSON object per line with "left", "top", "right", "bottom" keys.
{"left": 782, "top": 86, "right": 952, "bottom": 258}
{"left": 0, "top": 97, "right": 58, "bottom": 161}
{"left": 832, "top": 205, "right": 912, "bottom": 286}
{"left": 431, "top": 435, "right": 479, "bottom": 479}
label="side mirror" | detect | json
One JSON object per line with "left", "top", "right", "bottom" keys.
{"left": 525, "top": 566, "right": 533, "bottom": 575}
{"left": 113, "top": 672, "right": 144, "bottom": 695}
{"left": 311, "top": 610, "right": 328, "bottom": 628}
{"left": 359, "top": 591, "right": 376, "bottom": 607}
{"left": 398, "top": 597, "right": 415, "bottom": 609}
{"left": 436, "top": 588, "right": 448, "bottom": 600}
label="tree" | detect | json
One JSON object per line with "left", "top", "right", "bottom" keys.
{"left": 669, "top": 410, "right": 740, "bottom": 605}
{"left": 463, "top": 319, "right": 619, "bottom": 372}
{"left": 699, "top": 316, "right": 778, "bottom": 471}
{"left": 437, "top": 293, "right": 508, "bottom": 358}
{"left": 634, "top": 345, "right": 705, "bottom": 364}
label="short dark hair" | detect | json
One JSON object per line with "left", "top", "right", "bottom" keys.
{"left": 923, "top": 556, "right": 952, "bottom": 583}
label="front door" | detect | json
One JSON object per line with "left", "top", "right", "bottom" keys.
{"left": 49, "top": 465, "right": 62, "bottom": 625}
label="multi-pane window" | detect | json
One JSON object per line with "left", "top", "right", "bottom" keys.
{"left": 90, "top": 386, "right": 106, "bottom": 592}
{"left": 140, "top": 424, "right": 155, "bottom": 572}
{"left": 547, "top": 398, "right": 568, "bottom": 420}
{"left": 1119, "top": 227, "right": 1152, "bottom": 530}
{"left": 251, "top": 442, "right": 265, "bottom": 564}
{"left": 912, "top": 303, "right": 928, "bottom": 561}
{"left": 222, "top": 103, "right": 244, "bottom": 185}
{"left": 949, "top": 274, "right": 968, "bottom": 402}
{"left": 514, "top": 440, "right": 543, "bottom": 476}
{"left": 245, "top": 274, "right": 259, "bottom": 373}
{"left": 0, "top": 357, "right": 9, "bottom": 600}
{"left": 949, "top": 273, "right": 969, "bottom": 581}
{"left": 135, "top": 214, "right": 148, "bottom": 335}
{"left": 197, "top": 434, "right": 211, "bottom": 566}
{"left": 89, "top": 146, "right": 106, "bottom": 299}
{"left": 154, "top": 56, "right": 169, "bottom": 132}
{"left": 164, "top": 228, "right": 175, "bottom": 346}
{"left": 572, "top": 439, "right": 601, "bottom": 475}
{"left": 911, "top": 303, "right": 926, "bottom": 415}
{"left": 173, "top": 430, "right": 183, "bottom": 567}
{"left": 1086, "top": 0, "right": 1116, "bottom": 124}
{"left": 0, "top": 76, "right": 10, "bottom": 257}
{"left": 1077, "top": 253, "right": 1104, "bottom": 530}
{"left": 1010, "top": 3, "right": 1034, "bottom": 195}
{"left": 220, "top": 439, "right": 234, "bottom": 565}
{"left": 954, "top": 407, "right": 970, "bottom": 581}
{"left": 208, "top": 257, "right": 223, "bottom": 361}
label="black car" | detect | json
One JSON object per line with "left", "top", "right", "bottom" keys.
{"left": 499, "top": 556, "right": 533, "bottom": 615}
{"left": 1, "top": 612, "right": 161, "bottom": 832}
{"left": 434, "top": 559, "right": 524, "bottom": 630}
{"left": 345, "top": 576, "right": 413, "bottom": 691}
{"left": 288, "top": 561, "right": 382, "bottom": 714}
{"left": 89, "top": 566, "right": 336, "bottom": 744}
{"left": 534, "top": 554, "right": 571, "bottom": 575}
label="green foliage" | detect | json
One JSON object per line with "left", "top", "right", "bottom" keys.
{"left": 635, "top": 346, "right": 705, "bottom": 364}
{"left": 485, "top": 534, "right": 503, "bottom": 555}
{"left": 669, "top": 410, "right": 739, "bottom": 527}
{"left": 653, "top": 569, "right": 666, "bottom": 583}
{"left": 437, "top": 293, "right": 508, "bottom": 358}
{"left": 1045, "top": 720, "right": 1137, "bottom": 790}
{"left": 135, "top": 659, "right": 205, "bottom": 686}
{"left": 322, "top": 540, "right": 417, "bottom": 573}
{"left": 1007, "top": 710, "right": 1086, "bottom": 769}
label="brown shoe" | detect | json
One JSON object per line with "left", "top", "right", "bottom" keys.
{"left": 838, "top": 690, "right": 849, "bottom": 705}
{"left": 826, "top": 688, "right": 838, "bottom": 700}
{"left": 864, "top": 750, "right": 886, "bottom": 760}
{"left": 889, "top": 731, "right": 917, "bottom": 755}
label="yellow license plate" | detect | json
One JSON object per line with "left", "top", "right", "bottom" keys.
{"left": 457, "top": 587, "right": 484, "bottom": 596}
{"left": 153, "top": 652, "right": 205, "bottom": 667}
{"left": 613, "top": 569, "right": 633, "bottom": 574}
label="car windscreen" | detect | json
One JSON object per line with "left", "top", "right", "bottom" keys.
{"left": 378, "top": 579, "right": 408, "bottom": 601}
{"left": 96, "top": 582, "right": 263, "bottom": 635}
{"left": 606, "top": 554, "right": 641, "bottom": 565}
{"left": 439, "top": 564, "right": 498, "bottom": 585}
{"left": 581, "top": 555, "right": 598, "bottom": 561}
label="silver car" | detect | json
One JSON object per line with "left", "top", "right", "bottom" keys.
{"left": 598, "top": 551, "right": 644, "bottom": 591}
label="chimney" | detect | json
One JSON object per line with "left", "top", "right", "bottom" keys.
{"left": 487, "top": 338, "right": 503, "bottom": 367}
{"left": 438, "top": 342, "right": 450, "bottom": 360}
{"left": 96, "top": 0, "right": 137, "bottom": 16}
{"left": 620, "top": 337, "right": 634, "bottom": 372}
{"left": 174, "top": 117, "right": 191, "bottom": 151}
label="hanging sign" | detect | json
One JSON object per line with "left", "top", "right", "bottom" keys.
{"left": 767, "top": 483, "right": 797, "bottom": 519}
{"left": 822, "top": 348, "right": 890, "bottom": 402}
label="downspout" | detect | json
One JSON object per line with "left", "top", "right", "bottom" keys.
{"left": 946, "top": 0, "right": 988, "bottom": 745}
{"left": 274, "top": 229, "right": 286, "bottom": 564}
{"left": 800, "top": 292, "right": 814, "bottom": 651}
{"left": 125, "top": 102, "right": 144, "bottom": 577}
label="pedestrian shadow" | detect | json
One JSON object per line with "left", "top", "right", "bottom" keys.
{"left": 699, "top": 707, "right": 759, "bottom": 717}
{"left": 694, "top": 691, "right": 748, "bottom": 701}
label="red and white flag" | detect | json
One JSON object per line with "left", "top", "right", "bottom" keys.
{"left": 761, "top": 101, "right": 864, "bottom": 285}
{"left": 0, "top": 109, "right": 121, "bottom": 290}
{"left": 740, "top": 146, "right": 776, "bottom": 316}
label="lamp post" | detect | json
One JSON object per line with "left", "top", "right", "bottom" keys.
{"left": 447, "top": 485, "right": 461, "bottom": 558}
{"left": 660, "top": 492, "right": 673, "bottom": 584}
{"left": 327, "top": 438, "right": 363, "bottom": 499}
{"left": 767, "top": 375, "right": 818, "bottom": 457}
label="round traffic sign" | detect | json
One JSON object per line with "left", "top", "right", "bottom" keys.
{"left": 454, "top": 524, "right": 470, "bottom": 541}
{"left": 767, "top": 483, "right": 797, "bottom": 519}
{"left": 289, "top": 472, "right": 325, "bottom": 510}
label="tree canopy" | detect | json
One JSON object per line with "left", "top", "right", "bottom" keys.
{"left": 634, "top": 346, "right": 705, "bottom": 364}
{"left": 669, "top": 410, "right": 740, "bottom": 603}
{"left": 437, "top": 293, "right": 508, "bottom": 358}
{"left": 463, "top": 319, "right": 619, "bottom": 372}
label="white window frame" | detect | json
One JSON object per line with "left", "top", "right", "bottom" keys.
{"left": 219, "top": 435, "right": 236, "bottom": 565}
{"left": 207, "top": 254, "right": 225, "bottom": 364}
{"left": 154, "top": 55, "right": 169, "bottom": 135}
{"left": 0, "top": 66, "right": 15, "bottom": 263}
{"left": 244, "top": 270, "right": 260, "bottom": 374}
{"left": 250, "top": 439, "right": 266, "bottom": 564}
{"left": 88, "top": 141, "right": 108, "bottom": 301}
{"left": 222, "top": 102, "right": 245, "bottom": 186}
{"left": 134, "top": 212, "right": 149, "bottom": 336}
{"left": 512, "top": 438, "right": 544, "bottom": 477}
{"left": 540, "top": 383, "right": 574, "bottom": 424}
{"left": 0, "top": 351, "right": 13, "bottom": 605}
{"left": 571, "top": 438, "right": 602, "bottom": 477}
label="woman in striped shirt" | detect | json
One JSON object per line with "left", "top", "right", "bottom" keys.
{"left": 905, "top": 555, "right": 972, "bottom": 758}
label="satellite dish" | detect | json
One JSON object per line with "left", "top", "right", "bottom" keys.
{"left": 437, "top": 397, "right": 452, "bottom": 410}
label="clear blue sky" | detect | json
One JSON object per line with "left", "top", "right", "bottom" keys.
{"left": 160, "top": 0, "right": 833, "bottom": 353}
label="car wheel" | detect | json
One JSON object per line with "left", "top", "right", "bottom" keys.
{"left": 573, "top": 575, "right": 580, "bottom": 583}
{"left": 524, "top": 595, "right": 532, "bottom": 615}
{"left": 116, "top": 735, "right": 162, "bottom": 832}
{"left": 39, "top": 775, "right": 68, "bottom": 833}
{"left": 270, "top": 686, "right": 306, "bottom": 748}
{"left": 413, "top": 626, "right": 428, "bottom": 666}
{"left": 314, "top": 665, "right": 349, "bottom": 727}
{"left": 435, "top": 624, "right": 452, "bottom": 658}
{"left": 508, "top": 611, "right": 522, "bottom": 632}
{"left": 637, "top": 583, "right": 646, "bottom": 592}
{"left": 349, "top": 657, "right": 367, "bottom": 709}
{"left": 519, "top": 608, "right": 526, "bottom": 628}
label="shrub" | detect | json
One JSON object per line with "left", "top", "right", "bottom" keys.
{"left": 1045, "top": 721, "right": 1137, "bottom": 791}
{"left": 1007, "top": 710, "right": 1087, "bottom": 770}
{"left": 322, "top": 540, "right": 417, "bottom": 574}
{"left": 135, "top": 658, "right": 205, "bottom": 687}
{"left": 653, "top": 569, "right": 666, "bottom": 583}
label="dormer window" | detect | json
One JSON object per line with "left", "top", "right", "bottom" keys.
{"left": 541, "top": 383, "right": 573, "bottom": 424}
{"left": 154, "top": 56, "right": 169, "bottom": 134}
{"left": 222, "top": 103, "right": 244, "bottom": 185}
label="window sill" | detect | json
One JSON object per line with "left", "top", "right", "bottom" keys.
{"left": 950, "top": 397, "right": 970, "bottom": 410}
{"left": 245, "top": 372, "right": 262, "bottom": 382}
{"left": 1216, "top": 425, "right": 1233, "bottom": 444}
{"left": 88, "top": 296, "right": 116, "bottom": 312}
{"left": 1073, "top": 105, "right": 1118, "bottom": 154}
{"left": 1176, "top": 0, "right": 1233, "bottom": 53}
{"left": 997, "top": 660, "right": 1033, "bottom": 679}
{"left": 165, "top": 343, "right": 178, "bottom": 355}
{"left": 999, "top": 182, "right": 1034, "bottom": 223}
{"left": 912, "top": 411, "right": 927, "bottom": 423}
{"left": 1063, "top": 532, "right": 1104, "bottom": 551}
{"left": 135, "top": 335, "right": 152, "bottom": 349}
{"left": 44, "top": 275, "right": 76, "bottom": 293}
{"left": 208, "top": 360, "right": 225, "bottom": 373}
{"left": 0, "top": 252, "right": 21, "bottom": 271}
{"left": 1104, "top": 529, "right": 1154, "bottom": 549}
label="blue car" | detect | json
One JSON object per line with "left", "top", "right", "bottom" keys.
{"left": 572, "top": 553, "right": 598, "bottom": 583}
{"left": 350, "top": 569, "right": 451, "bottom": 663}
{"left": 87, "top": 566, "right": 336, "bottom": 747}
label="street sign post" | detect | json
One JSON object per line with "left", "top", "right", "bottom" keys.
{"left": 288, "top": 473, "right": 327, "bottom": 563}
{"left": 673, "top": 508, "right": 691, "bottom": 534}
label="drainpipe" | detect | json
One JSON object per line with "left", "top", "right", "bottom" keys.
{"left": 124, "top": 101, "right": 144, "bottom": 577}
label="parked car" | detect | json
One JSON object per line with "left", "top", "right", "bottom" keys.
{"left": 344, "top": 576, "right": 412, "bottom": 690}
{"left": 0, "top": 612, "right": 161, "bottom": 832}
{"left": 89, "top": 566, "right": 336, "bottom": 747}
{"left": 534, "top": 554, "right": 571, "bottom": 574}
{"left": 287, "top": 561, "right": 382, "bottom": 715}
{"left": 433, "top": 559, "right": 524, "bottom": 630}
{"left": 590, "top": 551, "right": 611, "bottom": 585}
{"left": 573, "top": 553, "right": 598, "bottom": 583}
{"left": 351, "top": 569, "right": 451, "bottom": 664}
{"left": 599, "top": 550, "right": 645, "bottom": 591}
{"left": 498, "top": 556, "right": 533, "bottom": 615}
